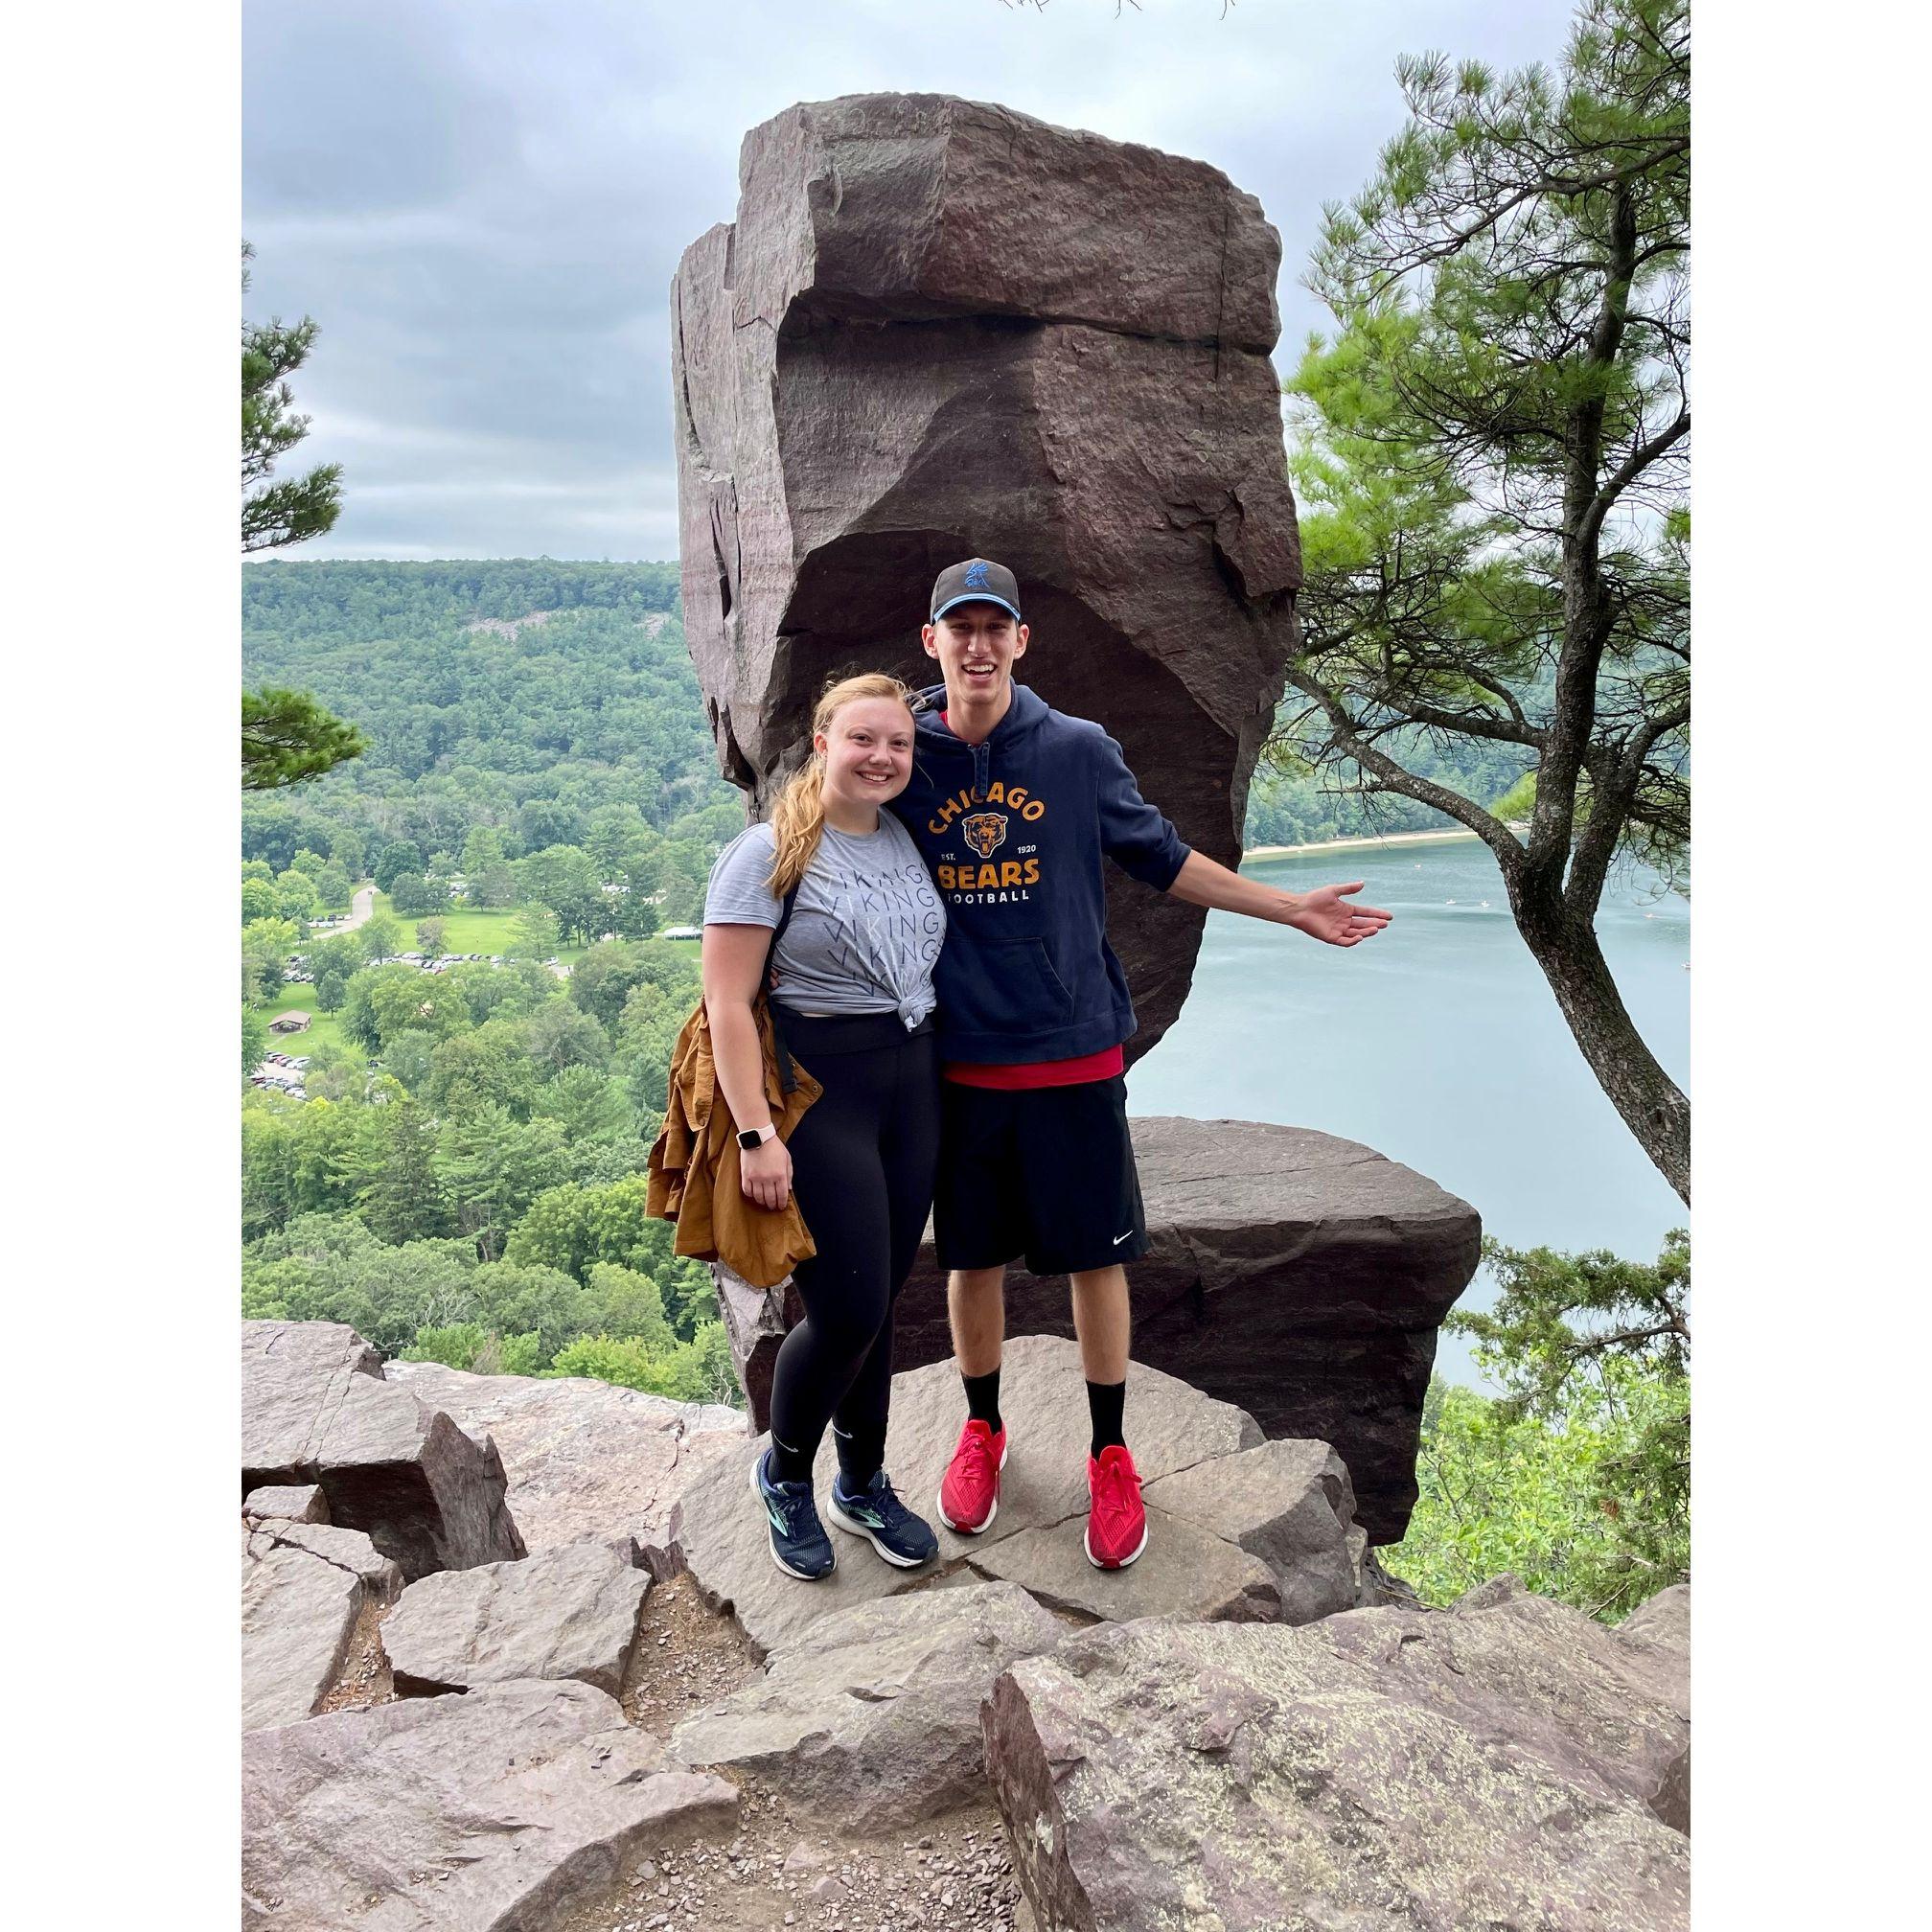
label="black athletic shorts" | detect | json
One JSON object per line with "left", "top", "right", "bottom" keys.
{"left": 933, "top": 1074, "right": 1149, "bottom": 1276}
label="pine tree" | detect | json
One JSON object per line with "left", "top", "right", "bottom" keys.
{"left": 241, "top": 241, "right": 365, "bottom": 789}
{"left": 1280, "top": 0, "right": 1690, "bottom": 1199}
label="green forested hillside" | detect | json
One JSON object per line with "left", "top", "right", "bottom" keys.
{"left": 242, "top": 559, "right": 738, "bottom": 880}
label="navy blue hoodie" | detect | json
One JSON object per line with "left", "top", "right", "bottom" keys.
{"left": 889, "top": 682, "right": 1190, "bottom": 1065}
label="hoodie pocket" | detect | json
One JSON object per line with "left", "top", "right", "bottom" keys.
{"left": 942, "top": 933, "right": 1075, "bottom": 1037}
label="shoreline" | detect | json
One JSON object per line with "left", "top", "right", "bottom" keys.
{"left": 1241, "top": 827, "right": 1482, "bottom": 862}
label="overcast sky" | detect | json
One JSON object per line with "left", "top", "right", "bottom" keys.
{"left": 242, "top": 0, "right": 1574, "bottom": 562}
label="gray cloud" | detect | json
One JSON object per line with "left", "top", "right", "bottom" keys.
{"left": 243, "top": 0, "right": 1574, "bottom": 561}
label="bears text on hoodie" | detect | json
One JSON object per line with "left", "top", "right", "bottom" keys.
{"left": 889, "top": 682, "right": 1190, "bottom": 1065}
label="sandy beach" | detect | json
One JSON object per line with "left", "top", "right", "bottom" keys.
{"left": 1241, "top": 826, "right": 1483, "bottom": 862}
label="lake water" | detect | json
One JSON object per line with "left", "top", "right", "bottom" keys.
{"left": 1126, "top": 838, "right": 1690, "bottom": 1387}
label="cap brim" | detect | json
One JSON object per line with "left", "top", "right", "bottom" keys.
{"left": 932, "top": 593, "right": 1023, "bottom": 623}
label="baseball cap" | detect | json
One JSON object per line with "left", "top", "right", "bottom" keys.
{"left": 930, "top": 558, "right": 1023, "bottom": 624}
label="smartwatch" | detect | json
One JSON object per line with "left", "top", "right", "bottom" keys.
{"left": 736, "top": 1123, "right": 776, "bottom": 1151}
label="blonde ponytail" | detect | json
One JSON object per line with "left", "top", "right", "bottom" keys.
{"left": 765, "top": 672, "right": 915, "bottom": 897}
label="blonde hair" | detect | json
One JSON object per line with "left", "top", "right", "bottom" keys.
{"left": 765, "top": 673, "right": 915, "bottom": 897}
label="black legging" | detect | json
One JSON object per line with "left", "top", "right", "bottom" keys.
{"left": 766, "top": 1010, "right": 940, "bottom": 1485}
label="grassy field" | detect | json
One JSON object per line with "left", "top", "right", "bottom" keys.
{"left": 370, "top": 894, "right": 591, "bottom": 963}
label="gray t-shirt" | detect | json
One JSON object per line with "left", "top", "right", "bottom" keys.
{"left": 703, "top": 817, "right": 945, "bottom": 1028}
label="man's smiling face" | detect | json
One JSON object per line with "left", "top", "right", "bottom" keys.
{"left": 922, "top": 602, "right": 1029, "bottom": 701}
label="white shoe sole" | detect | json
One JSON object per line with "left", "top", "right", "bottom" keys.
{"left": 824, "top": 1493, "right": 935, "bottom": 1569}
{"left": 934, "top": 1438, "right": 1010, "bottom": 1535}
{"left": 1084, "top": 1519, "right": 1149, "bottom": 1571}
{"left": 748, "top": 1455, "right": 834, "bottom": 1581}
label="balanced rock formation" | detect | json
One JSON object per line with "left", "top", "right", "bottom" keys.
{"left": 665, "top": 1334, "right": 1358, "bottom": 1663}
{"left": 242, "top": 1322, "right": 524, "bottom": 1581}
{"left": 983, "top": 1576, "right": 1692, "bottom": 1932}
{"left": 673, "top": 93, "right": 1301, "bottom": 1059}
{"left": 720, "top": 1119, "right": 1480, "bottom": 1542}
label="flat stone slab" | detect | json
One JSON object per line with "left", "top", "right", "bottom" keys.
{"left": 1142, "top": 1437, "right": 1357, "bottom": 1625}
{"left": 244, "top": 1484, "right": 328, "bottom": 1524}
{"left": 241, "top": 1523, "right": 401, "bottom": 1734}
{"left": 667, "top": 1334, "right": 1263, "bottom": 1660}
{"left": 670, "top": 1581, "right": 1065, "bottom": 1829}
{"left": 972, "top": 1506, "right": 1280, "bottom": 1625}
{"left": 242, "top": 1678, "right": 740, "bottom": 1929}
{"left": 381, "top": 1541, "right": 653, "bottom": 1698}
{"left": 385, "top": 1360, "right": 745, "bottom": 1566}
{"left": 241, "top": 1321, "right": 383, "bottom": 1478}
{"left": 984, "top": 1578, "right": 1692, "bottom": 1932}
{"left": 242, "top": 1322, "right": 526, "bottom": 1581}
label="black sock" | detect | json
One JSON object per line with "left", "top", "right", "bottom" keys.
{"left": 833, "top": 1417, "right": 886, "bottom": 1492}
{"left": 962, "top": 1367, "right": 1002, "bottom": 1436}
{"left": 768, "top": 1429, "right": 814, "bottom": 1484}
{"left": 1087, "top": 1378, "right": 1126, "bottom": 1460}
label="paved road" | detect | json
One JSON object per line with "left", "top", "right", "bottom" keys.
{"left": 310, "top": 885, "right": 376, "bottom": 937}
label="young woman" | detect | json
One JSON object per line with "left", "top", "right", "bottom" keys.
{"left": 702, "top": 674, "right": 947, "bottom": 1580}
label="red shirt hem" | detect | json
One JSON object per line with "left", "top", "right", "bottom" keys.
{"left": 942, "top": 1046, "right": 1125, "bottom": 1090}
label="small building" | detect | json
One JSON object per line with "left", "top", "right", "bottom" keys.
{"left": 269, "top": 1011, "right": 312, "bottom": 1035}
{"left": 661, "top": 925, "right": 702, "bottom": 941}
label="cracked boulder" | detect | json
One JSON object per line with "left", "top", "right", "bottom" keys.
{"left": 1142, "top": 1437, "right": 1357, "bottom": 1625}
{"left": 894, "top": 1116, "right": 1482, "bottom": 1541}
{"left": 983, "top": 1577, "right": 1692, "bottom": 1932}
{"left": 673, "top": 92, "right": 1301, "bottom": 1063}
{"left": 380, "top": 1540, "right": 653, "bottom": 1699}
{"left": 667, "top": 1334, "right": 1273, "bottom": 1660}
{"left": 242, "top": 1322, "right": 525, "bottom": 1581}
{"left": 242, "top": 1678, "right": 739, "bottom": 1930}
{"left": 385, "top": 1358, "right": 745, "bottom": 1566}
{"left": 241, "top": 1521, "right": 402, "bottom": 1734}
{"left": 670, "top": 1581, "right": 1065, "bottom": 1829}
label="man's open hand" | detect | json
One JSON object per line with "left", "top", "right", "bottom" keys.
{"left": 1285, "top": 882, "right": 1392, "bottom": 948}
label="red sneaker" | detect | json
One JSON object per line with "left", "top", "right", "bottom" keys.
{"left": 936, "top": 1418, "right": 1008, "bottom": 1534}
{"left": 1084, "top": 1444, "right": 1148, "bottom": 1569}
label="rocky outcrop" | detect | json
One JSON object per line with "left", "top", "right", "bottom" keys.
{"left": 242, "top": 1322, "right": 525, "bottom": 1581}
{"left": 1140, "top": 1436, "right": 1358, "bottom": 1626}
{"left": 723, "top": 1119, "right": 1479, "bottom": 1541}
{"left": 380, "top": 1540, "right": 653, "bottom": 1698}
{"left": 904, "top": 1116, "right": 1479, "bottom": 1542}
{"left": 385, "top": 1359, "right": 744, "bottom": 1565}
{"left": 242, "top": 1680, "right": 739, "bottom": 1929}
{"left": 669, "top": 1582, "right": 1065, "bottom": 1829}
{"left": 241, "top": 1521, "right": 402, "bottom": 1734}
{"left": 983, "top": 1576, "right": 1691, "bottom": 1932}
{"left": 666, "top": 1335, "right": 1275, "bottom": 1661}
{"left": 673, "top": 92, "right": 1301, "bottom": 1062}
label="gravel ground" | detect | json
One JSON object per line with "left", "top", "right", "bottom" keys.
{"left": 552, "top": 1794, "right": 1035, "bottom": 1932}
{"left": 621, "top": 1569, "right": 765, "bottom": 1732}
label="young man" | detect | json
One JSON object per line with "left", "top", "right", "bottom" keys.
{"left": 891, "top": 558, "right": 1392, "bottom": 1570}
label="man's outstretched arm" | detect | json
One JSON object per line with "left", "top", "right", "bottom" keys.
{"left": 1165, "top": 850, "right": 1392, "bottom": 948}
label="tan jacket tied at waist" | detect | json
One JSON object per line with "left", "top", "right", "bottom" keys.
{"left": 646, "top": 1000, "right": 820, "bottom": 1290}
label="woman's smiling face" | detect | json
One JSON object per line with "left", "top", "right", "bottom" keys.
{"left": 816, "top": 695, "right": 915, "bottom": 810}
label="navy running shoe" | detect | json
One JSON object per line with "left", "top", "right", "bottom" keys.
{"left": 749, "top": 1448, "right": 835, "bottom": 1580}
{"left": 825, "top": 1468, "right": 940, "bottom": 1569}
